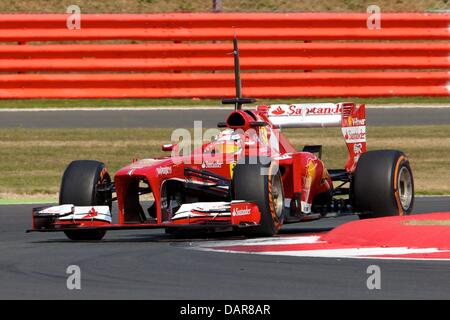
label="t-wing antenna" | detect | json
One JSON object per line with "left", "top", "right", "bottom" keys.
{"left": 222, "top": 35, "right": 256, "bottom": 110}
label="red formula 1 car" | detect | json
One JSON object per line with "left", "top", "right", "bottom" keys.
{"left": 29, "top": 40, "right": 414, "bottom": 241}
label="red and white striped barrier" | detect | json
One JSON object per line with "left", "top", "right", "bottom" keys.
{"left": 0, "top": 13, "right": 448, "bottom": 99}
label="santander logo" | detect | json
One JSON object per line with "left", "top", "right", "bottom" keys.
{"left": 289, "top": 105, "right": 342, "bottom": 115}
{"left": 270, "top": 104, "right": 342, "bottom": 116}
{"left": 271, "top": 106, "right": 286, "bottom": 115}
{"left": 232, "top": 207, "right": 252, "bottom": 216}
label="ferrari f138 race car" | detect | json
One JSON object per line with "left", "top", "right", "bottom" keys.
{"left": 29, "top": 39, "right": 414, "bottom": 241}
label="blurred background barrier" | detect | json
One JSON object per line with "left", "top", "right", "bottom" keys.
{"left": 0, "top": 13, "right": 448, "bottom": 98}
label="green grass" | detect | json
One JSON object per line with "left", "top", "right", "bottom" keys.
{"left": 0, "top": 198, "right": 56, "bottom": 205}
{"left": 404, "top": 220, "right": 450, "bottom": 226}
{"left": 0, "top": 125, "right": 449, "bottom": 201}
{"left": 1, "top": 96, "right": 449, "bottom": 109}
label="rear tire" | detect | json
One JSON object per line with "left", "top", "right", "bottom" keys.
{"left": 60, "top": 160, "right": 112, "bottom": 241}
{"left": 232, "top": 157, "right": 284, "bottom": 236}
{"left": 353, "top": 150, "right": 414, "bottom": 219}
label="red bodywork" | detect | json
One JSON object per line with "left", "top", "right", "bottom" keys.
{"left": 30, "top": 102, "right": 366, "bottom": 233}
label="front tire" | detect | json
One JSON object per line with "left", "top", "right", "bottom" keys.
{"left": 60, "top": 160, "right": 112, "bottom": 241}
{"left": 353, "top": 150, "right": 414, "bottom": 219}
{"left": 232, "top": 157, "right": 284, "bottom": 236}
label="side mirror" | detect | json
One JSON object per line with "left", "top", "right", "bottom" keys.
{"left": 162, "top": 144, "right": 174, "bottom": 152}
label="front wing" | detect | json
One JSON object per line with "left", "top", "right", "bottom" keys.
{"left": 27, "top": 201, "right": 261, "bottom": 233}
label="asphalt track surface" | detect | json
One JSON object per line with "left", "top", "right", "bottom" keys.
{"left": 1, "top": 197, "right": 449, "bottom": 300}
{"left": 1, "top": 107, "right": 450, "bottom": 128}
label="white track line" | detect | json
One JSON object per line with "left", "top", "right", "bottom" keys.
{"left": 0, "top": 104, "right": 449, "bottom": 112}
{"left": 199, "top": 235, "right": 322, "bottom": 248}
{"left": 253, "top": 247, "right": 445, "bottom": 258}
{"left": 197, "top": 245, "right": 450, "bottom": 261}
{"left": 416, "top": 195, "right": 450, "bottom": 198}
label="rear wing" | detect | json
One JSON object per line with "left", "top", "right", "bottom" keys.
{"left": 259, "top": 103, "right": 366, "bottom": 171}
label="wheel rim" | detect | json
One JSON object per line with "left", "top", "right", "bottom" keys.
{"left": 398, "top": 166, "right": 413, "bottom": 211}
{"left": 271, "top": 174, "right": 284, "bottom": 220}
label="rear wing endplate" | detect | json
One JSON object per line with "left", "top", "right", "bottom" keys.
{"left": 260, "top": 103, "right": 366, "bottom": 171}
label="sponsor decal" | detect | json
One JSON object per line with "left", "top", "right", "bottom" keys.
{"left": 305, "top": 159, "right": 316, "bottom": 189}
{"left": 156, "top": 166, "right": 172, "bottom": 176}
{"left": 271, "top": 106, "right": 286, "bottom": 115}
{"left": 353, "top": 143, "right": 363, "bottom": 154}
{"left": 259, "top": 126, "right": 269, "bottom": 145}
{"left": 201, "top": 160, "right": 222, "bottom": 169}
{"left": 232, "top": 207, "right": 252, "bottom": 216}
{"left": 342, "top": 126, "right": 366, "bottom": 143}
{"left": 302, "top": 159, "right": 316, "bottom": 212}
{"left": 289, "top": 105, "right": 341, "bottom": 116}
{"left": 301, "top": 201, "right": 312, "bottom": 214}
{"left": 347, "top": 116, "right": 366, "bottom": 126}
{"left": 82, "top": 207, "right": 98, "bottom": 219}
{"left": 55, "top": 206, "right": 112, "bottom": 223}
{"left": 270, "top": 104, "right": 342, "bottom": 116}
